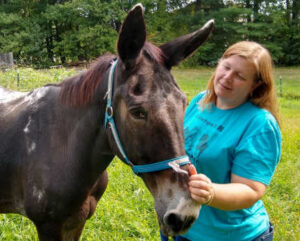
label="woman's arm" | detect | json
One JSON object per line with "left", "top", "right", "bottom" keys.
{"left": 189, "top": 173, "right": 266, "bottom": 211}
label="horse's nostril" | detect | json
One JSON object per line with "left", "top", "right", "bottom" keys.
{"left": 184, "top": 216, "right": 196, "bottom": 229}
{"left": 165, "top": 213, "right": 184, "bottom": 233}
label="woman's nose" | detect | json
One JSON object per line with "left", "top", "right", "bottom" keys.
{"left": 224, "top": 70, "right": 234, "bottom": 80}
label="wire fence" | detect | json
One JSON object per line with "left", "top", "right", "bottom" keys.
{"left": 0, "top": 67, "right": 299, "bottom": 102}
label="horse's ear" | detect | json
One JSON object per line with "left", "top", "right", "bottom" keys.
{"left": 160, "top": 20, "right": 214, "bottom": 69}
{"left": 117, "top": 4, "right": 146, "bottom": 69}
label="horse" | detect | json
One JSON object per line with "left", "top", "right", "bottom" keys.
{"left": 0, "top": 4, "right": 214, "bottom": 241}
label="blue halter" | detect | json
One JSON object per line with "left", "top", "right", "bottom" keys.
{"left": 104, "top": 60, "right": 190, "bottom": 174}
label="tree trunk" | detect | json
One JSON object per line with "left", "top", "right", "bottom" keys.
{"left": 195, "top": 0, "right": 202, "bottom": 13}
{"left": 54, "top": 20, "right": 65, "bottom": 64}
{"left": 76, "top": 25, "right": 84, "bottom": 61}
{"left": 46, "top": 22, "right": 54, "bottom": 63}
{"left": 286, "top": 0, "right": 291, "bottom": 24}
{"left": 292, "top": 0, "right": 299, "bottom": 22}
{"left": 245, "top": 0, "right": 251, "bottom": 22}
{"left": 253, "top": 0, "right": 260, "bottom": 22}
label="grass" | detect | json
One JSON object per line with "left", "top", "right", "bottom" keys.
{"left": 0, "top": 66, "right": 299, "bottom": 240}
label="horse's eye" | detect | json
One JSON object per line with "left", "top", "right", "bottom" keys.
{"left": 130, "top": 108, "right": 147, "bottom": 120}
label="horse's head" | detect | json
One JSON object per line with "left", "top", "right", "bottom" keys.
{"left": 107, "top": 4, "right": 214, "bottom": 236}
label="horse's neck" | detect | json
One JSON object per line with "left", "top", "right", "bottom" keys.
{"left": 64, "top": 77, "right": 114, "bottom": 173}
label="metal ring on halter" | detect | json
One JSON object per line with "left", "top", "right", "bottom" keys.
{"left": 106, "top": 106, "right": 113, "bottom": 118}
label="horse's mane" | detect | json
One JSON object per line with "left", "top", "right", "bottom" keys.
{"left": 59, "top": 53, "right": 115, "bottom": 107}
{"left": 59, "top": 42, "right": 165, "bottom": 107}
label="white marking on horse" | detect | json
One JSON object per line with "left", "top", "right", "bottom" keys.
{"left": 24, "top": 116, "right": 32, "bottom": 134}
{"left": 0, "top": 88, "right": 26, "bottom": 103}
{"left": 160, "top": 181, "right": 201, "bottom": 225}
{"left": 0, "top": 88, "right": 27, "bottom": 117}
{"left": 33, "top": 186, "right": 45, "bottom": 203}
{"left": 24, "top": 116, "right": 36, "bottom": 153}
{"left": 28, "top": 142, "right": 36, "bottom": 153}
{"left": 165, "top": 195, "right": 201, "bottom": 218}
{"left": 24, "top": 87, "right": 48, "bottom": 105}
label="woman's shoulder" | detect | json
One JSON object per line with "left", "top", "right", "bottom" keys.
{"left": 192, "top": 91, "right": 206, "bottom": 103}
{"left": 186, "top": 91, "right": 206, "bottom": 110}
{"left": 242, "top": 102, "right": 281, "bottom": 138}
{"left": 248, "top": 103, "right": 277, "bottom": 124}
{"left": 185, "top": 91, "right": 207, "bottom": 121}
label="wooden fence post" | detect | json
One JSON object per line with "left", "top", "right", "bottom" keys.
{"left": 16, "top": 69, "right": 20, "bottom": 87}
{"left": 280, "top": 75, "right": 282, "bottom": 97}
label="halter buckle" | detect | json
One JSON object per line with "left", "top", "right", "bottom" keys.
{"left": 106, "top": 106, "right": 113, "bottom": 118}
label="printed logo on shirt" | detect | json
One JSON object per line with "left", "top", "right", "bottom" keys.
{"left": 197, "top": 116, "right": 224, "bottom": 132}
{"left": 184, "top": 128, "right": 196, "bottom": 139}
{"left": 196, "top": 134, "right": 209, "bottom": 154}
{"left": 217, "top": 125, "right": 224, "bottom": 132}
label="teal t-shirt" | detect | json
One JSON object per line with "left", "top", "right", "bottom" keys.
{"left": 182, "top": 92, "right": 281, "bottom": 241}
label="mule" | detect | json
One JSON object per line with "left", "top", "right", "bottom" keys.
{"left": 0, "top": 4, "right": 214, "bottom": 241}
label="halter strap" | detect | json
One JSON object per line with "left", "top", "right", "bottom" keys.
{"left": 132, "top": 156, "right": 190, "bottom": 174}
{"left": 104, "top": 60, "right": 189, "bottom": 174}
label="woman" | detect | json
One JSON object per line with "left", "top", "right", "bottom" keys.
{"left": 161, "top": 41, "right": 281, "bottom": 241}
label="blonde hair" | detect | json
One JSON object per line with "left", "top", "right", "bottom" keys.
{"left": 202, "top": 41, "right": 280, "bottom": 125}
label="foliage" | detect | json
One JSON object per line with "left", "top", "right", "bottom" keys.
{"left": 0, "top": 0, "right": 299, "bottom": 67}
{"left": 0, "top": 66, "right": 299, "bottom": 240}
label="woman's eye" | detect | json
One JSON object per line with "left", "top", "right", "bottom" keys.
{"left": 130, "top": 108, "right": 147, "bottom": 120}
{"left": 237, "top": 74, "right": 246, "bottom": 80}
{"left": 223, "top": 64, "right": 230, "bottom": 70}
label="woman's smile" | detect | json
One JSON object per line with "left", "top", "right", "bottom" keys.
{"left": 218, "top": 81, "right": 232, "bottom": 91}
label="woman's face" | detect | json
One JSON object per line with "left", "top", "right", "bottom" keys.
{"left": 214, "top": 55, "right": 259, "bottom": 109}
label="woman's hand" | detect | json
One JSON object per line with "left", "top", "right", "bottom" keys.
{"left": 188, "top": 166, "right": 266, "bottom": 210}
{"left": 188, "top": 165, "right": 215, "bottom": 205}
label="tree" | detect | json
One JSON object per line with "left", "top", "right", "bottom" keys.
{"left": 0, "top": 0, "right": 299, "bottom": 66}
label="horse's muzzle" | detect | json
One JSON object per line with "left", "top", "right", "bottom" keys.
{"left": 163, "top": 211, "right": 196, "bottom": 235}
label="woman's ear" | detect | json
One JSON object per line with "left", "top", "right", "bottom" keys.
{"left": 252, "top": 80, "right": 263, "bottom": 92}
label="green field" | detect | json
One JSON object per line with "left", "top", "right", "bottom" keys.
{"left": 0, "top": 67, "right": 299, "bottom": 240}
